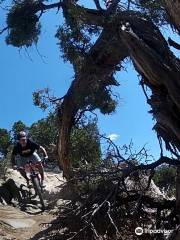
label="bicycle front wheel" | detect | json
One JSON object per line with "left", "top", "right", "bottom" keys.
{"left": 31, "top": 176, "right": 45, "bottom": 210}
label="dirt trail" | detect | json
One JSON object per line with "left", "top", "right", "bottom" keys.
{"left": 0, "top": 205, "right": 54, "bottom": 240}
{"left": 0, "top": 168, "right": 67, "bottom": 240}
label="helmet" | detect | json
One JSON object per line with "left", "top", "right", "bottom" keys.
{"left": 17, "top": 131, "right": 27, "bottom": 140}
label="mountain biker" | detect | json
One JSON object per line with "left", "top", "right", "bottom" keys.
{"left": 11, "top": 131, "right": 48, "bottom": 188}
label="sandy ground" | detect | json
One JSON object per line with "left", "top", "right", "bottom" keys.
{"left": 5, "top": 167, "right": 66, "bottom": 194}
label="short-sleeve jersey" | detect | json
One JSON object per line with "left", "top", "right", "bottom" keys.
{"left": 12, "top": 139, "right": 40, "bottom": 157}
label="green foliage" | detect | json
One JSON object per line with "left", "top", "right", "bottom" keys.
{"left": 0, "top": 112, "right": 101, "bottom": 167}
{"left": 55, "top": 3, "right": 119, "bottom": 115}
{"left": 79, "top": 75, "right": 119, "bottom": 114}
{"left": 3, "top": 0, "right": 168, "bottom": 49}
{"left": 0, "top": 146, "right": 13, "bottom": 180}
{"left": 0, "top": 129, "right": 11, "bottom": 157}
{"left": 11, "top": 120, "right": 28, "bottom": 141}
{"left": 86, "top": 86, "right": 118, "bottom": 114}
{"left": 153, "top": 165, "right": 176, "bottom": 196}
{"left": 29, "top": 113, "right": 58, "bottom": 161}
{"left": 0, "top": 159, "right": 8, "bottom": 180}
{"left": 32, "top": 88, "right": 51, "bottom": 111}
{"left": 56, "top": 4, "right": 101, "bottom": 72}
{"left": 6, "top": 0, "right": 41, "bottom": 47}
{"left": 56, "top": 24, "right": 88, "bottom": 72}
{"left": 69, "top": 119, "right": 101, "bottom": 167}
{"left": 33, "top": 80, "right": 118, "bottom": 115}
{"left": 56, "top": 23, "right": 100, "bottom": 72}
{"left": 28, "top": 112, "right": 101, "bottom": 167}
{"left": 28, "top": 113, "right": 101, "bottom": 166}
{"left": 29, "top": 113, "right": 58, "bottom": 149}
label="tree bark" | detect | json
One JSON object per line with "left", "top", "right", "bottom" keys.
{"left": 164, "top": 0, "right": 180, "bottom": 34}
{"left": 57, "top": 92, "right": 77, "bottom": 179}
{"left": 176, "top": 166, "right": 180, "bottom": 219}
{"left": 120, "top": 17, "right": 180, "bottom": 154}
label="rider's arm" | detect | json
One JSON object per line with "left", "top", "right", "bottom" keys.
{"left": 30, "top": 140, "right": 48, "bottom": 158}
{"left": 39, "top": 146, "right": 48, "bottom": 158}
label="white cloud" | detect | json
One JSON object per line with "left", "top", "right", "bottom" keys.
{"left": 107, "top": 133, "right": 119, "bottom": 141}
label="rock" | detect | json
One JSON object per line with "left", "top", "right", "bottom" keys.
{"left": 51, "top": 167, "right": 61, "bottom": 174}
{"left": 0, "top": 179, "right": 23, "bottom": 206}
{"left": 56, "top": 199, "right": 70, "bottom": 206}
{"left": 0, "top": 218, "right": 36, "bottom": 229}
{"left": 23, "top": 204, "right": 42, "bottom": 214}
{"left": 0, "top": 206, "right": 36, "bottom": 229}
{"left": 124, "top": 176, "right": 166, "bottom": 199}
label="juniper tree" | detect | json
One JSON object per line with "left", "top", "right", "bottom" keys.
{"left": 0, "top": 0, "right": 180, "bottom": 181}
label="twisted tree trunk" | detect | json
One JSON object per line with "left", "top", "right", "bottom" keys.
{"left": 58, "top": 23, "right": 128, "bottom": 178}
{"left": 58, "top": 11, "right": 180, "bottom": 179}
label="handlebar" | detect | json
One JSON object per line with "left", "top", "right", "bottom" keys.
{"left": 13, "top": 156, "right": 48, "bottom": 170}
{"left": 13, "top": 162, "right": 42, "bottom": 170}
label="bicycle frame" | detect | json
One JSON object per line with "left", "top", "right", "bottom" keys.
{"left": 24, "top": 161, "right": 41, "bottom": 178}
{"left": 17, "top": 161, "right": 42, "bottom": 192}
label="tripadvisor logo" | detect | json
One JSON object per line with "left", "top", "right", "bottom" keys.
{"left": 135, "top": 227, "right": 174, "bottom": 236}
{"left": 135, "top": 227, "right": 143, "bottom": 235}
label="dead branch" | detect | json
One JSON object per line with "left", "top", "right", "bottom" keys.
{"left": 168, "top": 37, "right": 180, "bottom": 50}
{"left": 0, "top": 26, "right": 8, "bottom": 35}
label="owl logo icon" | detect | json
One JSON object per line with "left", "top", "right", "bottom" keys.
{"left": 135, "top": 227, "right": 143, "bottom": 235}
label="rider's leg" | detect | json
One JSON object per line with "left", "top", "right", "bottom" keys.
{"left": 19, "top": 168, "right": 29, "bottom": 182}
{"left": 32, "top": 152, "right": 45, "bottom": 182}
{"left": 15, "top": 155, "right": 29, "bottom": 183}
{"left": 36, "top": 162, "right": 45, "bottom": 182}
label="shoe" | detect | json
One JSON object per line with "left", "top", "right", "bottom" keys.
{"left": 26, "top": 180, "right": 32, "bottom": 188}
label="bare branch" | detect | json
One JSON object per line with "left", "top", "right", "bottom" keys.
{"left": 0, "top": 26, "right": 8, "bottom": 35}
{"left": 93, "top": 0, "right": 102, "bottom": 10}
{"left": 168, "top": 37, "right": 180, "bottom": 50}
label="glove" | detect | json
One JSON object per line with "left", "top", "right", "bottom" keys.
{"left": 42, "top": 156, "right": 48, "bottom": 165}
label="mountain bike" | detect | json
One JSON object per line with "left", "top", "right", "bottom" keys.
{"left": 17, "top": 161, "right": 45, "bottom": 210}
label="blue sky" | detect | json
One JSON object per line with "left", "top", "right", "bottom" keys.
{"left": 0, "top": 1, "right": 179, "bottom": 159}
